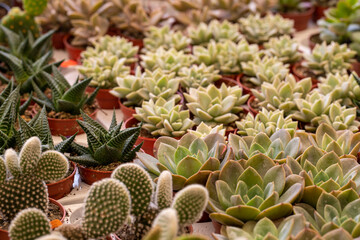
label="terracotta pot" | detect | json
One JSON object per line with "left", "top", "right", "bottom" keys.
{"left": 216, "top": 75, "right": 241, "bottom": 87}
{"left": 212, "top": 219, "right": 223, "bottom": 234}
{"left": 63, "top": 34, "right": 85, "bottom": 61}
{"left": 52, "top": 32, "right": 67, "bottom": 49}
{"left": 47, "top": 162, "right": 77, "bottom": 200}
{"left": 0, "top": 198, "right": 66, "bottom": 240}
{"left": 314, "top": 5, "right": 328, "bottom": 21}
{"left": 86, "top": 87, "right": 120, "bottom": 109}
{"left": 119, "top": 100, "right": 136, "bottom": 121}
{"left": 48, "top": 109, "right": 98, "bottom": 136}
{"left": 107, "top": 28, "right": 144, "bottom": 50}
{"left": 248, "top": 96, "right": 259, "bottom": 116}
{"left": 352, "top": 61, "right": 360, "bottom": 76}
{"left": 220, "top": 74, "right": 238, "bottom": 80}
{"left": 308, "top": 33, "right": 321, "bottom": 50}
{"left": 125, "top": 117, "right": 155, "bottom": 156}
{"left": 280, "top": 6, "right": 315, "bottom": 31}
{"left": 78, "top": 164, "right": 112, "bottom": 185}
{"left": 198, "top": 211, "right": 211, "bottom": 223}
{"left": 236, "top": 74, "right": 252, "bottom": 95}
{"left": 291, "top": 62, "right": 317, "bottom": 85}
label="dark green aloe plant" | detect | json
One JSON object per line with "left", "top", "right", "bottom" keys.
{"left": 68, "top": 111, "right": 143, "bottom": 167}
{"left": 32, "top": 66, "right": 99, "bottom": 115}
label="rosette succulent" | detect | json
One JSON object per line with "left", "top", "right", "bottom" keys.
{"left": 206, "top": 154, "right": 304, "bottom": 226}
{"left": 286, "top": 146, "right": 360, "bottom": 206}
{"left": 143, "top": 25, "right": 190, "bottom": 53}
{"left": 187, "top": 122, "right": 226, "bottom": 138}
{"left": 184, "top": 83, "right": 249, "bottom": 127}
{"left": 133, "top": 97, "right": 195, "bottom": 138}
{"left": 251, "top": 75, "right": 312, "bottom": 116}
{"left": 178, "top": 64, "right": 221, "bottom": 90}
{"left": 36, "top": 0, "right": 72, "bottom": 33}
{"left": 302, "top": 42, "right": 357, "bottom": 77}
{"left": 236, "top": 109, "right": 298, "bottom": 137}
{"left": 136, "top": 132, "right": 230, "bottom": 190}
{"left": 140, "top": 47, "right": 193, "bottom": 74}
{"left": 229, "top": 129, "right": 302, "bottom": 162}
{"left": 78, "top": 54, "right": 130, "bottom": 89}
{"left": 264, "top": 35, "right": 302, "bottom": 64}
{"left": 81, "top": 35, "right": 139, "bottom": 64}
{"left": 238, "top": 14, "right": 295, "bottom": 44}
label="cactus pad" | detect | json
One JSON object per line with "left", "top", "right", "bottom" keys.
{"left": 0, "top": 175, "right": 48, "bottom": 221}
{"left": 35, "top": 151, "right": 69, "bottom": 182}
{"left": 56, "top": 224, "right": 87, "bottom": 240}
{"left": 4, "top": 149, "right": 20, "bottom": 178}
{"left": 111, "top": 163, "right": 154, "bottom": 216}
{"left": 19, "top": 136, "right": 41, "bottom": 175}
{"left": 83, "top": 178, "right": 131, "bottom": 239}
{"left": 171, "top": 185, "right": 209, "bottom": 226}
{"left": 152, "top": 208, "right": 178, "bottom": 240}
{"left": 155, "top": 171, "right": 173, "bottom": 210}
{"left": 9, "top": 208, "right": 51, "bottom": 240}
{"left": 0, "top": 157, "right": 6, "bottom": 182}
{"left": 23, "top": 0, "right": 48, "bottom": 16}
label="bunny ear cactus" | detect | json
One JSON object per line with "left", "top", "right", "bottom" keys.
{"left": 136, "top": 132, "right": 230, "bottom": 191}
{"left": 134, "top": 97, "right": 195, "bottom": 138}
{"left": 294, "top": 190, "right": 360, "bottom": 238}
{"left": 264, "top": 35, "right": 302, "bottom": 64}
{"left": 9, "top": 208, "right": 51, "bottom": 240}
{"left": 184, "top": 83, "right": 249, "bottom": 127}
{"left": 156, "top": 171, "right": 173, "bottom": 210}
{"left": 23, "top": 0, "right": 48, "bottom": 16}
{"left": 178, "top": 64, "right": 221, "bottom": 90}
{"left": 68, "top": 110, "right": 142, "bottom": 167}
{"left": 286, "top": 146, "right": 360, "bottom": 207}
{"left": 229, "top": 129, "right": 302, "bottom": 162}
{"left": 241, "top": 55, "right": 290, "bottom": 86}
{"left": 236, "top": 109, "right": 298, "bottom": 137}
{"left": 206, "top": 154, "right": 304, "bottom": 226}
{"left": 251, "top": 75, "right": 312, "bottom": 116}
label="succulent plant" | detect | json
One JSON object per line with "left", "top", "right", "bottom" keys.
{"left": 263, "top": 35, "right": 302, "bottom": 64}
{"left": 140, "top": 47, "right": 193, "bottom": 74}
{"left": 0, "top": 7, "right": 40, "bottom": 41}
{"left": 193, "top": 39, "right": 258, "bottom": 74}
{"left": 302, "top": 42, "right": 357, "bottom": 77}
{"left": 178, "top": 64, "right": 221, "bottom": 90}
{"left": 187, "top": 20, "right": 242, "bottom": 46}
{"left": 0, "top": 137, "right": 68, "bottom": 221}
{"left": 81, "top": 35, "right": 139, "bottom": 65}
{"left": 143, "top": 25, "right": 190, "bottom": 53}
{"left": 213, "top": 215, "right": 312, "bottom": 240}
{"left": 68, "top": 110, "right": 143, "bottom": 168}
{"left": 241, "top": 55, "right": 290, "bottom": 86}
{"left": 78, "top": 54, "right": 130, "bottom": 89}
{"left": 236, "top": 109, "right": 298, "bottom": 137}
{"left": 23, "top": 0, "right": 48, "bottom": 16}
{"left": 229, "top": 129, "right": 302, "bottom": 162}
{"left": 32, "top": 66, "right": 99, "bottom": 115}
{"left": 36, "top": 0, "right": 72, "bottom": 32}
{"left": 9, "top": 208, "right": 51, "bottom": 240}
{"left": 238, "top": 14, "right": 295, "bottom": 44}
{"left": 294, "top": 191, "right": 360, "bottom": 238}
{"left": 65, "top": 0, "right": 114, "bottom": 47}
{"left": 187, "top": 122, "right": 226, "bottom": 138}
{"left": 184, "top": 83, "right": 249, "bottom": 127}
{"left": 206, "top": 154, "right": 304, "bottom": 226}
{"left": 286, "top": 146, "right": 360, "bottom": 206}
{"left": 134, "top": 97, "right": 195, "bottom": 138}
{"left": 136, "top": 132, "right": 230, "bottom": 190}
{"left": 251, "top": 75, "right": 312, "bottom": 116}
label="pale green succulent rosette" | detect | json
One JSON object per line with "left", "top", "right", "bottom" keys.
{"left": 178, "top": 64, "right": 221, "bottom": 91}
{"left": 263, "top": 35, "right": 302, "bottom": 64}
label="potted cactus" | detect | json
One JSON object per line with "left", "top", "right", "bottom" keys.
{"left": 274, "top": 0, "right": 315, "bottom": 31}
{"left": 36, "top": 0, "right": 72, "bottom": 49}
{"left": 126, "top": 97, "right": 195, "bottom": 155}
{"left": 0, "top": 137, "right": 68, "bottom": 239}
{"left": 32, "top": 67, "right": 99, "bottom": 136}
{"left": 67, "top": 111, "right": 143, "bottom": 185}
{"left": 63, "top": 0, "right": 114, "bottom": 61}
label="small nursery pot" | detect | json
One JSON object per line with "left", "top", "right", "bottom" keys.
{"left": 280, "top": 5, "right": 315, "bottom": 31}
{"left": 212, "top": 219, "right": 223, "bottom": 234}
{"left": 352, "top": 61, "right": 360, "bottom": 76}
{"left": 248, "top": 96, "right": 259, "bottom": 116}
{"left": 291, "top": 62, "right": 318, "bottom": 85}
{"left": 107, "top": 28, "right": 144, "bottom": 50}
{"left": 220, "top": 74, "right": 238, "bottom": 80}
{"left": 236, "top": 74, "right": 252, "bottom": 95}
{"left": 86, "top": 87, "right": 120, "bottom": 109}
{"left": 314, "top": 5, "right": 328, "bottom": 21}
{"left": 119, "top": 100, "right": 136, "bottom": 121}
{"left": 216, "top": 75, "right": 241, "bottom": 87}
{"left": 63, "top": 34, "right": 85, "bottom": 61}
{"left": 308, "top": 33, "right": 321, "bottom": 50}
{"left": 125, "top": 117, "right": 156, "bottom": 156}
{"left": 48, "top": 109, "right": 98, "bottom": 136}
{"left": 47, "top": 162, "right": 77, "bottom": 200}
{"left": 0, "top": 198, "right": 66, "bottom": 240}
{"left": 77, "top": 164, "right": 112, "bottom": 185}
{"left": 52, "top": 31, "right": 67, "bottom": 50}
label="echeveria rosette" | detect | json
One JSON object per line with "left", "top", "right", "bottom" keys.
{"left": 134, "top": 98, "right": 195, "bottom": 138}
{"left": 235, "top": 109, "right": 298, "bottom": 137}
{"left": 206, "top": 154, "right": 304, "bottom": 226}
{"left": 251, "top": 75, "right": 312, "bottom": 116}
{"left": 294, "top": 190, "right": 360, "bottom": 238}
{"left": 241, "top": 55, "right": 290, "bottom": 86}
{"left": 184, "top": 83, "right": 249, "bottom": 127}
{"left": 286, "top": 146, "right": 360, "bottom": 207}
{"left": 178, "top": 64, "right": 221, "bottom": 91}
{"left": 229, "top": 129, "right": 302, "bottom": 163}
{"left": 136, "top": 132, "right": 230, "bottom": 190}
{"left": 187, "top": 122, "right": 226, "bottom": 138}
{"left": 263, "top": 35, "right": 302, "bottom": 64}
